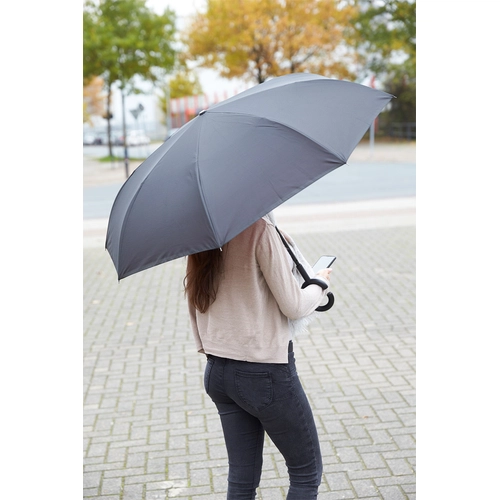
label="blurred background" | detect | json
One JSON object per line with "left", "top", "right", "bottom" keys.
{"left": 83, "top": 0, "right": 416, "bottom": 157}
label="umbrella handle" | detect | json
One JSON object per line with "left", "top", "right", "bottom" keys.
{"left": 301, "top": 279, "right": 335, "bottom": 312}
{"left": 275, "top": 227, "right": 334, "bottom": 312}
{"left": 316, "top": 292, "right": 335, "bottom": 312}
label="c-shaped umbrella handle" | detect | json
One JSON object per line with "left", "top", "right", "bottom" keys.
{"left": 274, "top": 227, "right": 335, "bottom": 312}
{"left": 316, "top": 292, "right": 335, "bottom": 312}
{"left": 301, "top": 279, "right": 335, "bottom": 312}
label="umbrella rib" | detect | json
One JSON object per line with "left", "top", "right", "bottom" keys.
{"left": 112, "top": 119, "right": 213, "bottom": 276}
{"left": 193, "top": 118, "right": 222, "bottom": 248}
{"left": 207, "top": 110, "right": 349, "bottom": 165}
{"left": 116, "top": 185, "right": 147, "bottom": 279}
{"left": 113, "top": 146, "right": 179, "bottom": 277}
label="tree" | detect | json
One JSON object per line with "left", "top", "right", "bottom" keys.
{"left": 183, "top": 0, "right": 359, "bottom": 84}
{"left": 157, "top": 69, "right": 204, "bottom": 130}
{"left": 83, "top": 0, "right": 177, "bottom": 164}
{"left": 83, "top": 76, "right": 106, "bottom": 124}
{"left": 351, "top": 0, "right": 416, "bottom": 127}
{"left": 169, "top": 70, "right": 203, "bottom": 99}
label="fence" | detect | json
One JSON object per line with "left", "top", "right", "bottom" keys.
{"left": 381, "top": 122, "right": 416, "bottom": 140}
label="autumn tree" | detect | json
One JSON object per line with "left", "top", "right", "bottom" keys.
{"left": 83, "top": 76, "right": 106, "bottom": 124}
{"left": 183, "top": 0, "right": 359, "bottom": 84}
{"left": 83, "top": 0, "right": 177, "bottom": 161}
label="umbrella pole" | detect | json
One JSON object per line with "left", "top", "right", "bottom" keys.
{"left": 275, "top": 227, "right": 334, "bottom": 312}
{"left": 274, "top": 226, "right": 335, "bottom": 312}
{"left": 275, "top": 227, "right": 310, "bottom": 282}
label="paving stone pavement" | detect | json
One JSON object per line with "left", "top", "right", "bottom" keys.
{"left": 83, "top": 201, "right": 416, "bottom": 499}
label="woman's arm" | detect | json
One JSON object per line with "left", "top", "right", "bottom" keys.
{"left": 256, "top": 222, "right": 328, "bottom": 320}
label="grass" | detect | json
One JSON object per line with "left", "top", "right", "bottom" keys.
{"left": 98, "top": 155, "right": 147, "bottom": 163}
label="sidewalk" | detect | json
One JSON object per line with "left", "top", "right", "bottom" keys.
{"left": 83, "top": 142, "right": 416, "bottom": 499}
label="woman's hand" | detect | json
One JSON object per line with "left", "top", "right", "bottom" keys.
{"left": 316, "top": 268, "right": 332, "bottom": 282}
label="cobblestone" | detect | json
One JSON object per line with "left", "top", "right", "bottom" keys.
{"left": 84, "top": 204, "right": 415, "bottom": 498}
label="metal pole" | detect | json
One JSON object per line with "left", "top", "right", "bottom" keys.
{"left": 121, "top": 89, "right": 129, "bottom": 178}
{"left": 166, "top": 82, "right": 172, "bottom": 133}
{"left": 369, "top": 121, "right": 375, "bottom": 157}
{"left": 369, "top": 74, "right": 376, "bottom": 158}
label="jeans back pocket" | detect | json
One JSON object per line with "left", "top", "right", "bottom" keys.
{"left": 235, "top": 370, "right": 273, "bottom": 412}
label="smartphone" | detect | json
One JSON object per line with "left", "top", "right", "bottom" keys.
{"left": 313, "top": 255, "right": 337, "bottom": 274}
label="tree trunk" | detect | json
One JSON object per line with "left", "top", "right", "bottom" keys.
{"left": 106, "top": 89, "right": 113, "bottom": 157}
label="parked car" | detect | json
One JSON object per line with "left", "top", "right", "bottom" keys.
{"left": 130, "top": 131, "right": 151, "bottom": 146}
{"left": 116, "top": 130, "right": 151, "bottom": 146}
{"left": 83, "top": 133, "right": 101, "bottom": 145}
{"left": 84, "top": 132, "right": 119, "bottom": 145}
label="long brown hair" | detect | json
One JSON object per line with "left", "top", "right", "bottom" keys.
{"left": 184, "top": 249, "right": 224, "bottom": 313}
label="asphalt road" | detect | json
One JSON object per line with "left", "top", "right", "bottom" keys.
{"left": 83, "top": 144, "right": 416, "bottom": 220}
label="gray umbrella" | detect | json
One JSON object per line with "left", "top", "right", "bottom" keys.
{"left": 106, "top": 73, "right": 393, "bottom": 280}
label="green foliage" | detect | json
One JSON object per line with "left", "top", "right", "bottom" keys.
{"left": 83, "top": 0, "right": 177, "bottom": 89}
{"left": 169, "top": 70, "right": 203, "bottom": 99}
{"left": 83, "top": 0, "right": 177, "bottom": 154}
{"left": 352, "top": 0, "right": 416, "bottom": 125}
{"left": 352, "top": 0, "right": 415, "bottom": 72}
{"left": 157, "top": 70, "right": 204, "bottom": 126}
{"left": 382, "top": 67, "right": 416, "bottom": 124}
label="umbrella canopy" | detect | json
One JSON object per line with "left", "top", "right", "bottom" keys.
{"left": 106, "top": 73, "right": 393, "bottom": 279}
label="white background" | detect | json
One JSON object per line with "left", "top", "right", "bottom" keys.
{"left": 2, "top": 1, "right": 500, "bottom": 499}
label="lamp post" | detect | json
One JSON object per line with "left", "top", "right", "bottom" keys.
{"left": 369, "top": 75, "right": 376, "bottom": 157}
{"left": 165, "top": 83, "right": 172, "bottom": 133}
{"left": 121, "top": 89, "right": 129, "bottom": 178}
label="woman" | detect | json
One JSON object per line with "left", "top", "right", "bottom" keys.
{"left": 184, "top": 214, "right": 332, "bottom": 499}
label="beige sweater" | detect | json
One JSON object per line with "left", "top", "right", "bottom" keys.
{"left": 188, "top": 217, "right": 328, "bottom": 363}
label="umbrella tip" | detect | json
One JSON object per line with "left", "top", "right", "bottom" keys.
{"left": 198, "top": 109, "right": 207, "bottom": 116}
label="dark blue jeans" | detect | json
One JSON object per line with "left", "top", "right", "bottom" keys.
{"left": 204, "top": 345, "right": 322, "bottom": 499}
